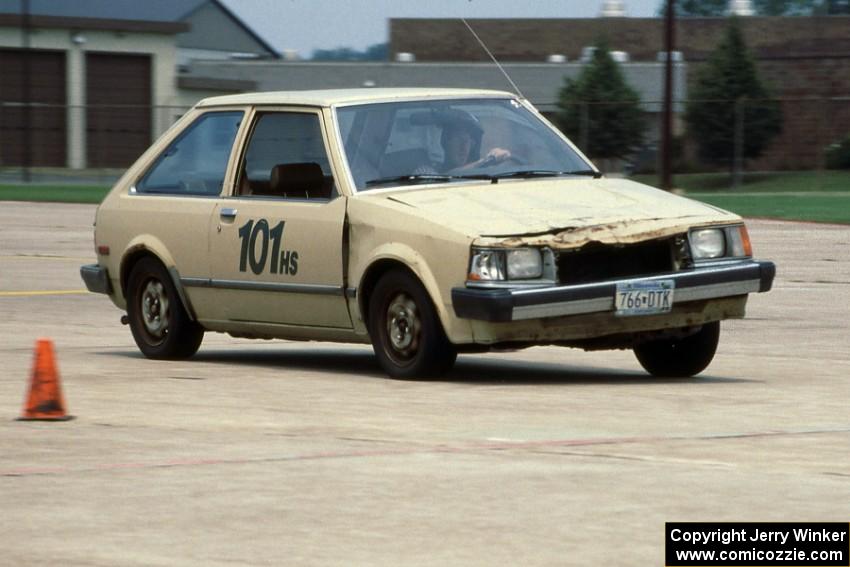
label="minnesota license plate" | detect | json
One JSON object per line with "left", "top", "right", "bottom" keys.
{"left": 615, "top": 280, "right": 674, "bottom": 316}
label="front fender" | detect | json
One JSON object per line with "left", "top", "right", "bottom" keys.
{"left": 353, "top": 242, "right": 474, "bottom": 344}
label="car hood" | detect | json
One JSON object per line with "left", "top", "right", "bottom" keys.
{"left": 365, "top": 177, "right": 739, "bottom": 247}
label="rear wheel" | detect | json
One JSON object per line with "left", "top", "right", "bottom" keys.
{"left": 126, "top": 257, "right": 203, "bottom": 359}
{"left": 368, "top": 270, "right": 457, "bottom": 379}
{"left": 633, "top": 322, "right": 720, "bottom": 377}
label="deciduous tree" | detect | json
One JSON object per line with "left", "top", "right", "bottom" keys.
{"left": 752, "top": 0, "right": 827, "bottom": 14}
{"left": 311, "top": 43, "right": 387, "bottom": 61}
{"left": 656, "top": 0, "right": 828, "bottom": 15}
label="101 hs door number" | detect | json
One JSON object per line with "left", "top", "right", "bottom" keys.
{"left": 237, "top": 219, "right": 299, "bottom": 276}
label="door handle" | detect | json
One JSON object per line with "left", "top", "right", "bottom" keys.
{"left": 220, "top": 208, "right": 238, "bottom": 220}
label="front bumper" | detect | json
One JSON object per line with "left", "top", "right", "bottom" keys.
{"left": 80, "top": 264, "right": 112, "bottom": 295}
{"left": 452, "top": 260, "right": 775, "bottom": 323}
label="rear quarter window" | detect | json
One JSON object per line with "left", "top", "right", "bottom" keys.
{"left": 136, "top": 111, "right": 243, "bottom": 196}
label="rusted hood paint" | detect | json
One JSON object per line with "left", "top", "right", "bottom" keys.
{"left": 369, "top": 177, "right": 739, "bottom": 248}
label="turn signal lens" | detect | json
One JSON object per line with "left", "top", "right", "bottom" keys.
{"left": 468, "top": 249, "right": 506, "bottom": 281}
{"left": 726, "top": 225, "right": 753, "bottom": 257}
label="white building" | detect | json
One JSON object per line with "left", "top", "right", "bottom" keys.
{"left": 0, "top": 0, "right": 275, "bottom": 168}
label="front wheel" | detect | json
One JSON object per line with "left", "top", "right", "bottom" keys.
{"left": 126, "top": 257, "right": 204, "bottom": 359}
{"left": 633, "top": 322, "right": 720, "bottom": 377}
{"left": 368, "top": 270, "right": 457, "bottom": 379}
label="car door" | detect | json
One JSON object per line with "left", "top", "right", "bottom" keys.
{"left": 125, "top": 109, "right": 245, "bottom": 320}
{"left": 205, "top": 108, "right": 351, "bottom": 329}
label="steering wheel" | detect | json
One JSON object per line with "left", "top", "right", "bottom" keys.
{"left": 480, "top": 154, "right": 527, "bottom": 168}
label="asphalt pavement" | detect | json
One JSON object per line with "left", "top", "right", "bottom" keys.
{"left": 1, "top": 202, "right": 848, "bottom": 566}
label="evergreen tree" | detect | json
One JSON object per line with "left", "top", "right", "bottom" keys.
{"left": 555, "top": 44, "right": 645, "bottom": 160}
{"left": 676, "top": 0, "right": 728, "bottom": 16}
{"left": 684, "top": 19, "right": 782, "bottom": 167}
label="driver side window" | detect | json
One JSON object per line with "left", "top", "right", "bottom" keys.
{"left": 238, "top": 111, "right": 335, "bottom": 200}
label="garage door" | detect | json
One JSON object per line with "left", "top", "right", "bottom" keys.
{"left": 86, "top": 53, "right": 151, "bottom": 168}
{"left": 0, "top": 49, "right": 67, "bottom": 167}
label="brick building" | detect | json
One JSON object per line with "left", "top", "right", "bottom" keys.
{"left": 390, "top": 17, "right": 850, "bottom": 169}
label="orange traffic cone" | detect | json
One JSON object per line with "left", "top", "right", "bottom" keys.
{"left": 17, "top": 339, "right": 73, "bottom": 421}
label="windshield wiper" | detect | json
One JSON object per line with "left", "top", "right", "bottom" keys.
{"left": 365, "top": 173, "right": 495, "bottom": 188}
{"left": 365, "top": 169, "right": 601, "bottom": 188}
{"left": 564, "top": 169, "right": 603, "bottom": 178}
{"left": 365, "top": 174, "right": 453, "bottom": 187}
{"left": 491, "top": 169, "right": 603, "bottom": 180}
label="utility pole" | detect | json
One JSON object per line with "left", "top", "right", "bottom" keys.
{"left": 732, "top": 98, "right": 744, "bottom": 189}
{"left": 661, "top": 0, "right": 675, "bottom": 191}
{"left": 21, "top": 0, "right": 32, "bottom": 182}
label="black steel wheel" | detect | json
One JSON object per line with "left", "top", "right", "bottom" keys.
{"left": 126, "top": 257, "right": 203, "bottom": 359}
{"left": 368, "top": 270, "right": 457, "bottom": 379}
{"left": 633, "top": 321, "right": 720, "bottom": 378}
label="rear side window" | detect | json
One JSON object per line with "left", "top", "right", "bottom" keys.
{"left": 136, "top": 111, "right": 243, "bottom": 196}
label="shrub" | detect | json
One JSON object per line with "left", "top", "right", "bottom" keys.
{"left": 824, "top": 135, "right": 850, "bottom": 169}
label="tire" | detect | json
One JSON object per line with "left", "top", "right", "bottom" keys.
{"left": 633, "top": 321, "right": 720, "bottom": 378}
{"left": 126, "top": 257, "right": 204, "bottom": 360}
{"left": 368, "top": 270, "right": 457, "bottom": 379}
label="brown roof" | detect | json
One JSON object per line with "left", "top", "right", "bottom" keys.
{"left": 0, "top": 14, "right": 189, "bottom": 34}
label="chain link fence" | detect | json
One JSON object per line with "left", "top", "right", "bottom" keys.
{"left": 2, "top": 98, "right": 849, "bottom": 188}
{"left": 549, "top": 96, "right": 850, "bottom": 188}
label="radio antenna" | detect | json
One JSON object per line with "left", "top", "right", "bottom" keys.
{"left": 461, "top": 18, "right": 525, "bottom": 100}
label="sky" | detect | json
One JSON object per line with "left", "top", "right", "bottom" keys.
{"left": 219, "top": 0, "right": 660, "bottom": 58}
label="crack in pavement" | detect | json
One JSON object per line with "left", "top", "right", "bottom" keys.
{"left": 3, "top": 426, "right": 849, "bottom": 478}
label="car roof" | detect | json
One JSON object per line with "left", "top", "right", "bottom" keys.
{"left": 195, "top": 88, "right": 517, "bottom": 108}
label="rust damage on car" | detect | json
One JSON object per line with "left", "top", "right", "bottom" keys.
{"left": 475, "top": 216, "right": 728, "bottom": 250}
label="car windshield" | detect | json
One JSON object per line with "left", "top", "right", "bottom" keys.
{"left": 337, "top": 98, "right": 594, "bottom": 191}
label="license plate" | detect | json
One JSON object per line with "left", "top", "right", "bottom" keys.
{"left": 615, "top": 280, "right": 674, "bottom": 316}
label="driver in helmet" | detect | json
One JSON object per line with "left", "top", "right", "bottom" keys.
{"left": 410, "top": 109, "right": 512, "bottom": 175}
{"left": 439, "top": 120, "right": 511, "bottom": 172}
{"left": 436, "top": 110, "right": 512, "bottom": 173}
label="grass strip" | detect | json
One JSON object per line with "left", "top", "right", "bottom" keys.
{"left": 632, "top": 170, "right": 850, "bottom": 193}
{"left": 0, "top": 185, "right": 110, "bottom": 204}
{"left": 688, "top": 192, "right": 850, "bottom": 224}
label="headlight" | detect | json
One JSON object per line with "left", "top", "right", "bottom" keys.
{"left": 689, "top": 225, "right": 753, "bottom": 261}
{"left": 506, "top": 248, "right": 543, "bottom": 279}
{"left": 468, "top": 248, "right": 543, "bottom": 281}
{"left": 689, "top": 228, "right": 725, "bottom": 260}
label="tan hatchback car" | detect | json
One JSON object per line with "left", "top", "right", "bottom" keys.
{"left": 81, "top": 88, "right": 775, "bottom": 379}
